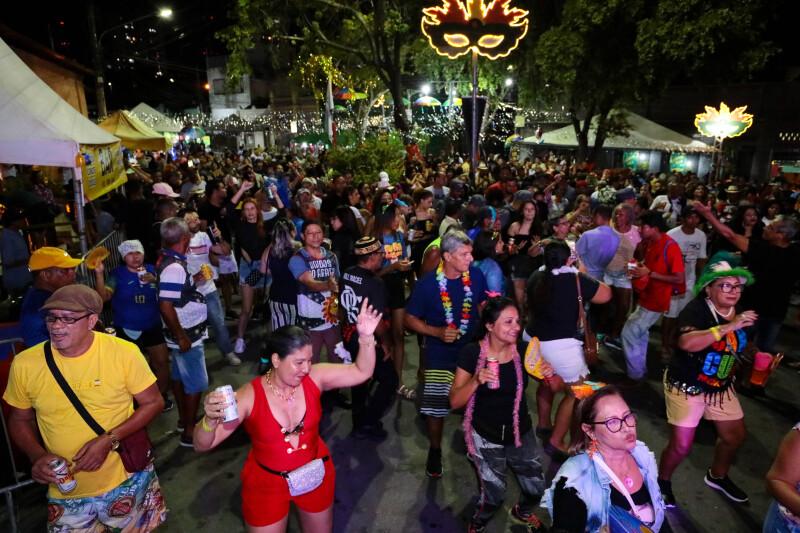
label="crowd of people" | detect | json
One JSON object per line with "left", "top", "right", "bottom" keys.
{"left": 2, "top": 148, "right": 800, "bottom": 532}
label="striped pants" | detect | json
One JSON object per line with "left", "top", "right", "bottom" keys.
{"left": 270, "top": 301, "right": 297, "bottom": 331}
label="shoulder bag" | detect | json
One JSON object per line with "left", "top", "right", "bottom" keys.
{"left": 576, "top": 273, "right": 600, "bottom": 366}
{"left": 44, "top": 342, "right": 154, "bottom": 472}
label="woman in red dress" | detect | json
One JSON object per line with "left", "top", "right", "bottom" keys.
{"left": 194, "top": 299, "right": 382, "bottom": 532}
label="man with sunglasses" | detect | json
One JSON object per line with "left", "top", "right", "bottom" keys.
{"left": 4, "top": 285, "right": 166, "bottom": 531}
{"left": 657, "top": 258, "right": 757, "bottom": 507}
{"left": 19, "top": 247, "right": 82, "bottom": 347}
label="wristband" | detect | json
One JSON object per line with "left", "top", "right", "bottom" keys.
{"left": 710, "top": 326, "right": 722, "bottom": 342}
{"left": 200, "top": 416, "right": 217, "bottom": 433}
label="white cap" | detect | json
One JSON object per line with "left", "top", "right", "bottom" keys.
{"left": 118, "top": 240, "right": 145, "bottom": 258}
{"left": 378, "top": 171, "right": 390, "bottom": 188}
{"left": 152, "top": 182, "right": 179, "bottom": 198}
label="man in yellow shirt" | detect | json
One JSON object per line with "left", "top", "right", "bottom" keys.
{"left": 3, "top": 284, "right": 167, "bottom": 531}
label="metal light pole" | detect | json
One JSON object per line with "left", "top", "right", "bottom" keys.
{"left": 87, "top": 2, "right": 173, "bottom": 118}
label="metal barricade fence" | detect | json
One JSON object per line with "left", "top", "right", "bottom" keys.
{"left": 0, "top": 337, "right": 34, "bottom": 533}
{"left": 75, "top": 230, "right": 125, "bottom": 326}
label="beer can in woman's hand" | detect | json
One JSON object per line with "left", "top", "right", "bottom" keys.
{"left": 215, "top": 385, "right": 239, "bottom": 423}
{"left": 487, "top": 358, "right": 500, "bottom": 389}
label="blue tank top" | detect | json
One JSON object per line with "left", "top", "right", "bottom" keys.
{"left": 109, "top": 265, "right": 161, "bottom": 331}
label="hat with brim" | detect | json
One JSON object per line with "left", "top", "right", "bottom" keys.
{"left": 41, "top": 284, "right": 103, "bottom": 314}
{"left": 693, "top": 258, "right": 754, "bottom": 296}
{"left": 726, "top": 185, "right": 740, "bottom": 194}
{"left": 29, "top": 247, "right": 83, "bottom": 271}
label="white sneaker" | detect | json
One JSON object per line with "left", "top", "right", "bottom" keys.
{"left": 225, "top": 352, "right": 242, "bottom": 366}
{"left": 234, "top": 338, "right": 246, "bottom": 354}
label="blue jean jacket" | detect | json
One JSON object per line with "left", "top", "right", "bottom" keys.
{"left": 541, "top": 441, "right": 665, "bottom": 532}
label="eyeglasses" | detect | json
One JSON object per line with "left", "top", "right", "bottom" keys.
{"left": 590, "top": 412, "right": 637, "bottom": 433}
{"left": 45, "top": 313, "right": 92, "bottom": 325}
{"left": 715, "top": 282, "right": 745, "bottom": 293}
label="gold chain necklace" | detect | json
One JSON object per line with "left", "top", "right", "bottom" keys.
{"left": 265, "top": 371, "right": 297, "bottom": 403}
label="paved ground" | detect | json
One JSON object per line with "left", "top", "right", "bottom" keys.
{"left": 7, "top": 309, "right": 800, "bottom": 532}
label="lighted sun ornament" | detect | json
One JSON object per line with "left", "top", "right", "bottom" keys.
{"left": 421, "top": 0, "right": 529, "bottom": 60}
{"left": 694, "top": 102, "right": 754, "bottom": 140}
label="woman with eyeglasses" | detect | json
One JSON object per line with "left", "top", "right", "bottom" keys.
{"left": 542, "top": 386, "right": 665, "bottom": 532}
{"left": 656, "top": 256, "right": 756, "bottom": 508}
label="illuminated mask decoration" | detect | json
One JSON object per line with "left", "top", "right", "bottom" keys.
{"left": 421, "top": 0, "right": 529, "bottom": 60}
{"left": 694, "top": 102, "right": 754, "bottom": 139}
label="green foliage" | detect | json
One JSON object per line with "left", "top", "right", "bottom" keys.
{"left": 325, "top": 133, "right": 406, "bottom": 184}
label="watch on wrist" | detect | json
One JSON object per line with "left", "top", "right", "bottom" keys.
{"left": 107, "top": 431, "right": 120, "bottom": 451}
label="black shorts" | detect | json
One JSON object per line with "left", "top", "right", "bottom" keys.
{"left": 116, "top": 324, "right": 166, "bottom": 350}
{"left": 383, "top": 272, "right": 407, "bottom": 310}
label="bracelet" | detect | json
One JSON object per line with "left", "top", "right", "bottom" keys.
{"left": 200, "top": 416, "right": 217, "bottom": 433}
{"left": 710, "top": 326, "right": 722, "bottom": 342}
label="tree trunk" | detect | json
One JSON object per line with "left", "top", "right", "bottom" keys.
{"left": 388, "top": 71, "right": 410, "bottom": 138}
{"left": 359, "top": 89, "right": 388, "bottom": 140}
{"left": 588, "top": 107, "right": 613, "bottom": 164}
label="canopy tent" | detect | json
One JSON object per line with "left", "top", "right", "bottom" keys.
{"left": 99, "top": 110, "right": 167, "bottom": 151}
{"left": 130, "top": 102, "right": 181, "bottom": 133}
{"left": 519, "top": 110, "right": 715, "bottom": 153}
{"left": 0, "top": 36, "right": 125, "bottom": 252}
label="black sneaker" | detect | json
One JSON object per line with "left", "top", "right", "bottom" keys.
{"left": 509, "top": 504, "right": 546, "bottom": 530}
{"left": 467, "top": 522, "right": 486, "bottom": 533}
{"left": 162, "top": 398, "right": 175, "bottom": 413}
{"left": 604, "top": 336, "right": 623, "bottom": 351}
{"left": 426, "top": 447, "right": 443, "bottom": 478}
{"left": 704, "top": 469, "right": 749, "bottom": 503}
{"left": 658, "top": 478, "right": 677, "bottom": 508}
{"left": 178, "top": 434, "right": 194, "bottom": 448}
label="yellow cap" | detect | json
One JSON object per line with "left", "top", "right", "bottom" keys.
{"left": 28, "top": 247, "right": 83, "bottom": 271}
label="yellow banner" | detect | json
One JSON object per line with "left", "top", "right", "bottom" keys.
{"left": 79, "top": 143, "right": 126, "bottom": 201}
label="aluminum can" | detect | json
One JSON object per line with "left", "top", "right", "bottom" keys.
{"left": 137, "top": 267, "right": 148, "bottom": 285}
{"left": 200, "top": 263, "right": 213, "bottom": 281}
{"left": 216, "top": 385, "right": 239, "bottom": 423}
{"left": 408, "top": 229, "right": 416, "bottom": 242}
{"left": 627, "top": 260, "right": 638, "bottom": 272}
{"left": 49, "top": 458, "right": 77, "bottom": 493}
{"left": 487, "top": 357, "right": 500, "bottom": 389}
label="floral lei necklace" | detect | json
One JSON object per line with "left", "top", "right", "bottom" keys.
{"left": 436, "top": 261, "right": 472, "bottom": 336}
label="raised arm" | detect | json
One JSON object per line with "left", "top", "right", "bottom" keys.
{"left": 310, "top": 299, "right": 381, "bottom": 390}
{"left": 194, "top": 382, "right": 254, "bottom": 451}
{"left": 692, "top": 200, "right": 749, "bottom": 253}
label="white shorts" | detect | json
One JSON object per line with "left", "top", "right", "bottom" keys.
{"left": 604, "top": 270, "right": 632, "bottom": 289}
{"left": 217, "top": 252, "right": 238, "bottom": 275}
{"left": 665, "top": 291, "right": 693, "bottom": 319}
{"left": 538, "top": 337, "right": 589, "bottom": 383}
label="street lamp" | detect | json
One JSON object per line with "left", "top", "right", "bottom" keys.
{"left": 504, "top": 77, "right": 514, "bottom": 87}
{"left": 421, "top": 83, "right": 432, "bottom": 96}
{"left": 88, "top": 3, "right": 173, "bottom": 117}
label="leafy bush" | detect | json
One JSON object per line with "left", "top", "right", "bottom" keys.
{"left": 325, "top": 133, "right": 405, "bottom": 184}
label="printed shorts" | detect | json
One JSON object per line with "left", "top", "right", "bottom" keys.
{"left": 47, "top": 465, "right": 166, "bottom": 533}
{"left": 419, "top": 369, "right": 454, "bottom": 418}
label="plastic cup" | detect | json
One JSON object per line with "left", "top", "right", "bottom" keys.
{"left": 750, "top": 352, "right": 773, "bottom": 386}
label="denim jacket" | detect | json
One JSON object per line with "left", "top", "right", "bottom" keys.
{"left": 542, "top": 441, "right": 665, "bottom": 532}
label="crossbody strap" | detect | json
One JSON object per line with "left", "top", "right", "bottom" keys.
{"left": 257, "top": 455, "right": 329, "bottom": 477}
{"left": 592, "top": 454, "right": 643, "bottom": 521}
{"left": 44, "top": 342, "right": 106, "bottom": 436}
{"left": 575, "top": 273, "right": 586, "bottom": 330}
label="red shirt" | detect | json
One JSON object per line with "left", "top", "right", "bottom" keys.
{"left": 638, "top": 234, "right": 684, "bottom": 312}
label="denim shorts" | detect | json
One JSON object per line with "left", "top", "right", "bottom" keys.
{"left": 47, "top": 465, "right": 166, "bottom": 533}
{"left": 170, "top": 344, "right": 208, "bottom": 394}
{"left": 604, "top": 269, "right": 632, "bottom": 289}
{"left": 238, "top": 258, "right": 270, "bottom": 288}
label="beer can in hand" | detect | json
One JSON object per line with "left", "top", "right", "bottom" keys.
{"left": 215, "top": 385, "right": 239, "bottom": 423}
{"left": 200, "top": 263, "right": 213, "bottom": 281}
{"left": 50, "top": 458, "right": 77, "bottom": 493}
{"left": 137, "top": 267, "right": 148, "bottom": 285}
{"left": 487, "top": 357, "right": 500, "bottom": 389}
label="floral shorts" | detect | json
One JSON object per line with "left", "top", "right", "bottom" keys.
{"left": 47, "top": 465, "right": 167, "bottom": 533}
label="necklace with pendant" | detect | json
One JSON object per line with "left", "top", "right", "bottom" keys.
{"left": 266, "top": 371, "right": 297, "bottom": 403}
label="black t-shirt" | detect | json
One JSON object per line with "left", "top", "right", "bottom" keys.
{"left": 742, "top": 239, "right": 800, "bottom": 319}
{"left": 457, "top": 342, "right": 532, "bottom": 444}
{"left": 321, "top": 191, "right": 347, "bottom": 218}
{"left": 667, "top": 296, "right": 752, "bottom": 395}
{"left": 340, "top": 265, "right": 388, "bottom": 352}
{"left": 198, "top": 201, "right": 231, "bottom": 242}
{"left": 526, "top": 271, "right": 599, "bottom": 341}
{"left": 226, "top": 202, "right": 268, "bottom": 260}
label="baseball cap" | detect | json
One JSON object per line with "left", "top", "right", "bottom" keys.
{"left": 41, "top": 284, "right": 103, "bottom": 314}
{"left": 152, "top": 182, "right": 179, "bottom": 198}
{"left": 468, "top": 194, "right": 486, "bottom": 207}
{"left": 28, "top": 247, "right": 82, "bottom": 271}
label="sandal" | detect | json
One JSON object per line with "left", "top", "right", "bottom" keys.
{"left": 397, "top": 385, "right": 417, "bottom": 401}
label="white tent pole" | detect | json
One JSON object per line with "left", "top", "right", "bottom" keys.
{"left": 72, "top": 163, "right": 89, "bottom": 255}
